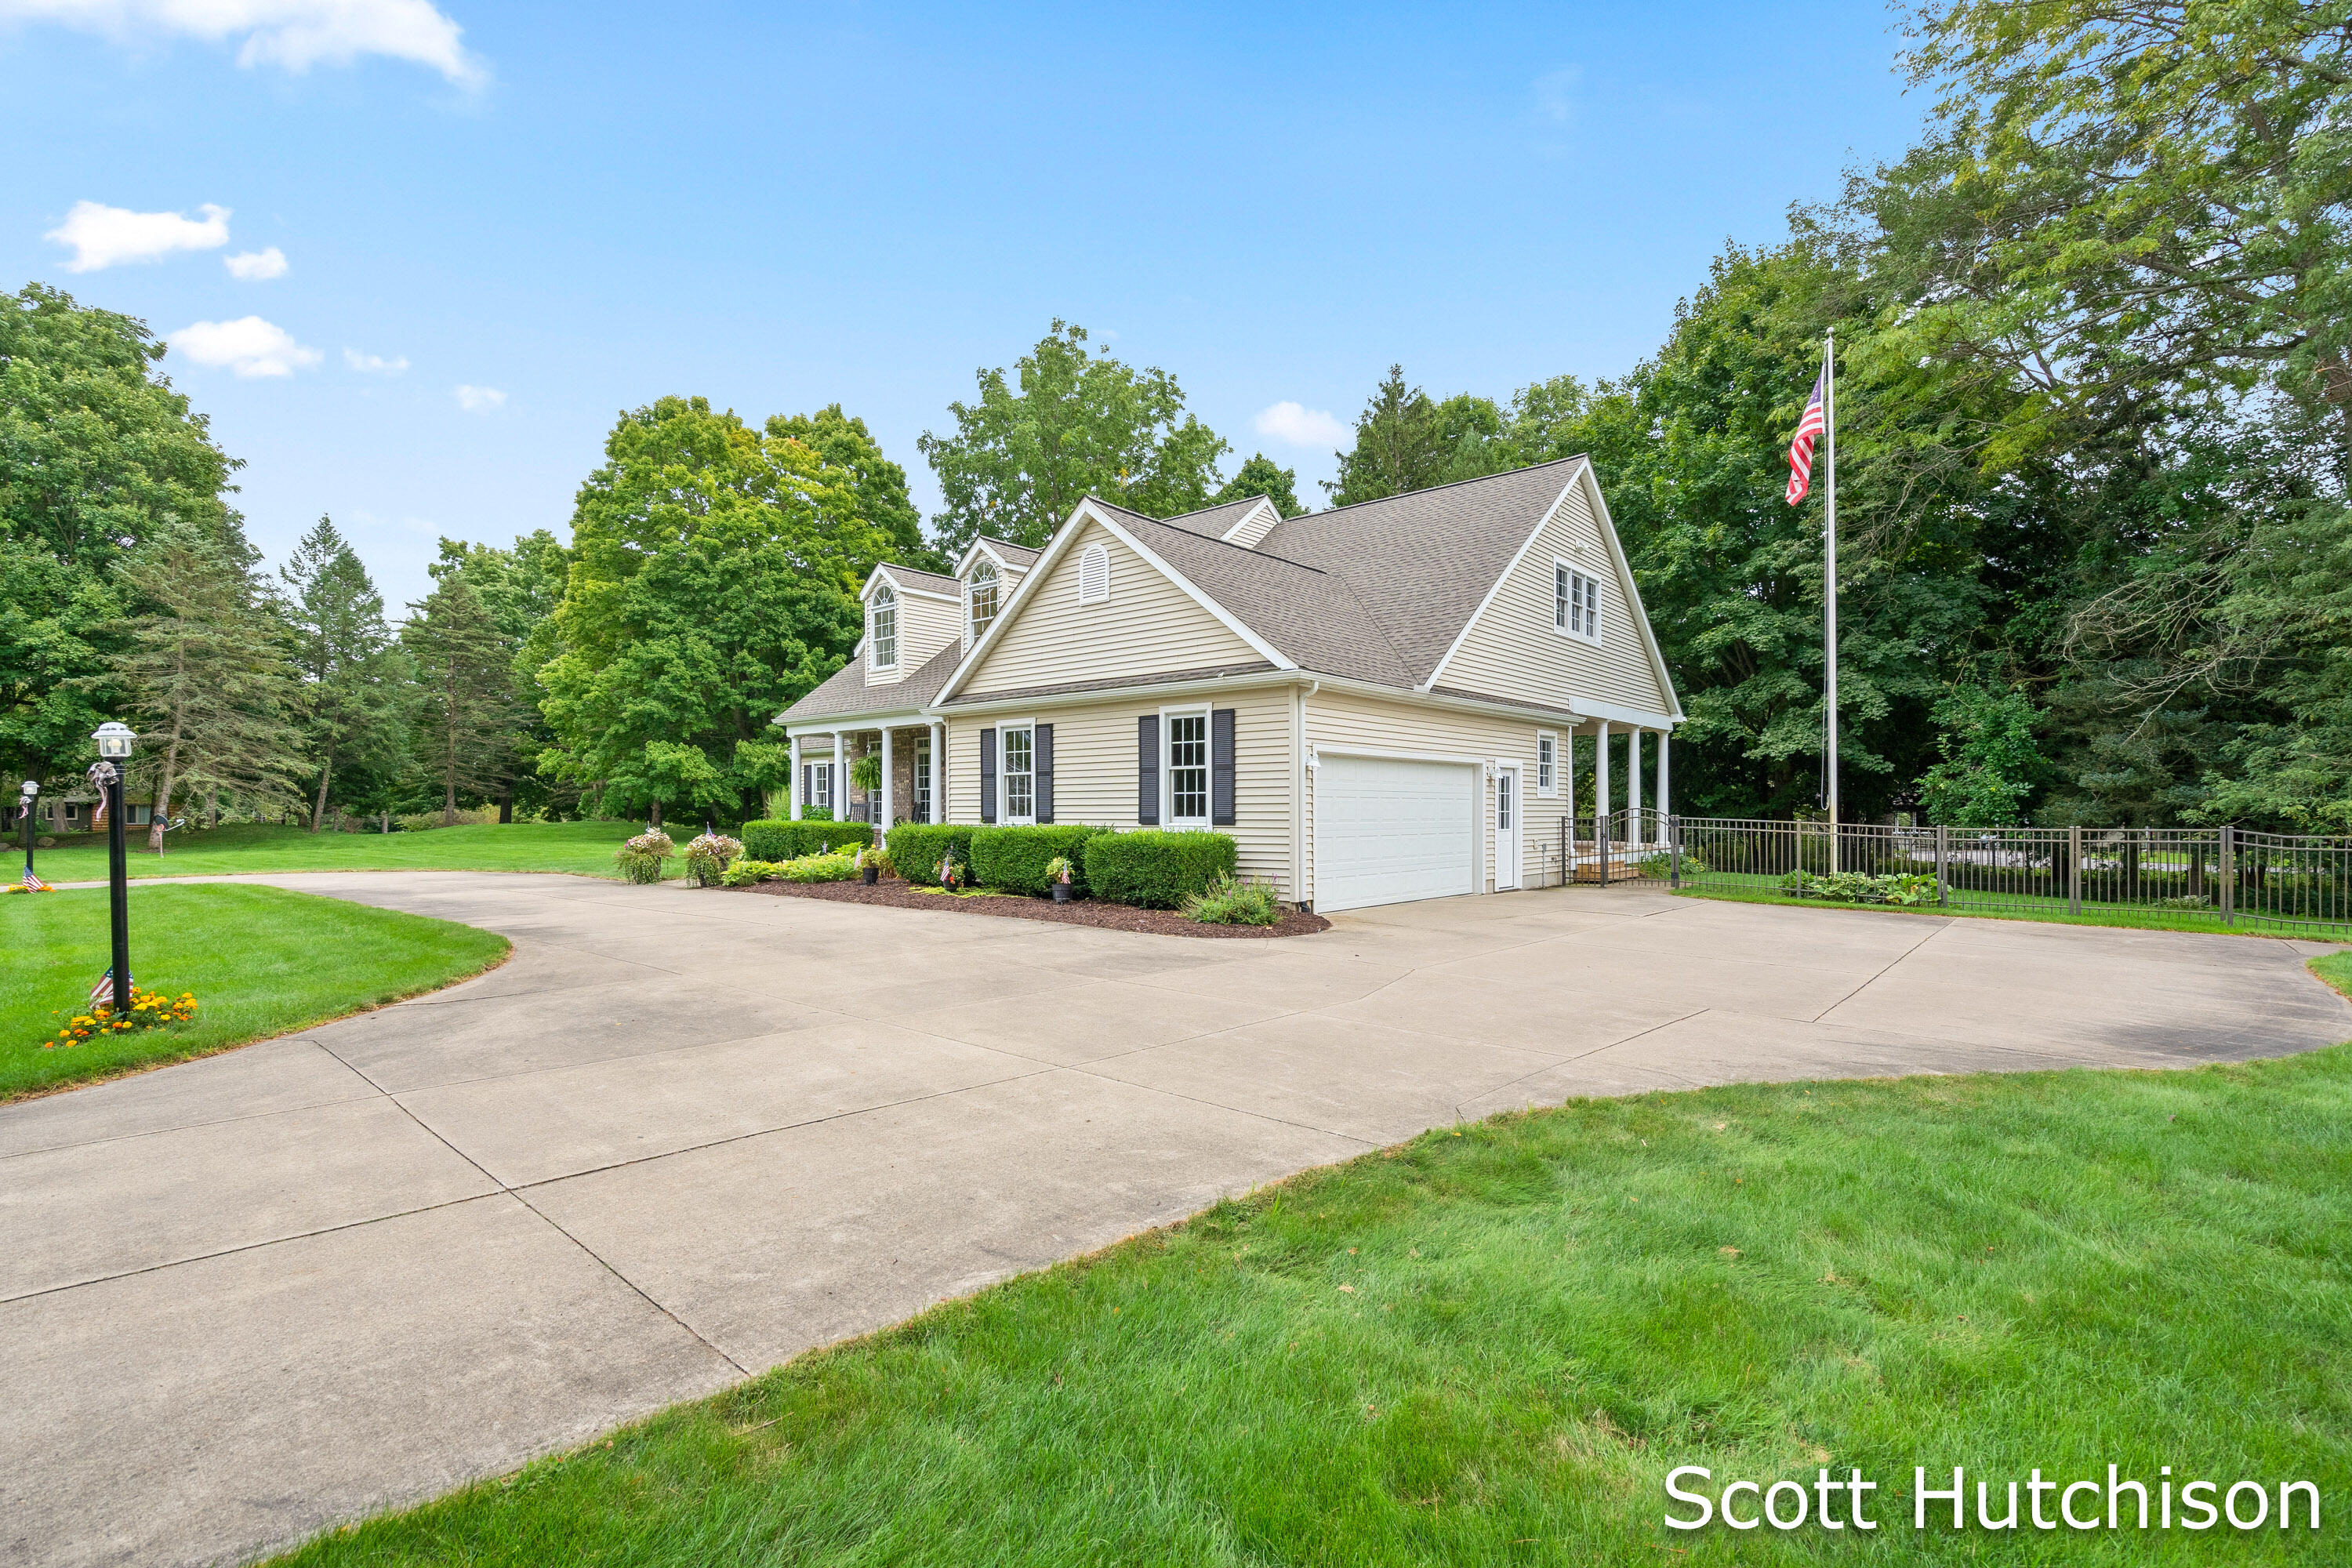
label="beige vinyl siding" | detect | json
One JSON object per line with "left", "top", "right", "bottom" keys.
{"left": 945, "top": 688, "right": 1296, "bottom": 897}
{"left": 869, "top": 585, "right": 960, "bottom": 686}
{"left": 1301, "top": 688, "right": 1573, "bottom": 901}
{"left": 1436, "top": 475, "right": 1672, "bottom": 716}
{"left": 955, "top": 520, "right": 1258, "bottom": 696}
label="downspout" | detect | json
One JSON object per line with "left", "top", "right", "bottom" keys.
{"left": 1293, "top": 679, "right": 1318, "bottom": 911}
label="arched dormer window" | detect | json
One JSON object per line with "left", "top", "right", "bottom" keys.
{"left": 869, "top": 582, "right": 897, "bottom": 671}
{"left": 967, "top": 561, "right": 1000, "bottom": 647}
{"left": 1079, "top": 542, "right": 1110, "bottom": 604}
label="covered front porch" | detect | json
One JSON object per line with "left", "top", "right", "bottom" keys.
{"left": 786, "top": 720, "right": 945, "bottom": 827}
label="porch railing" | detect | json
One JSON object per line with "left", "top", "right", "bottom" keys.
{"left": 1656, "top": 817, "right": 2352, "bottom": 939}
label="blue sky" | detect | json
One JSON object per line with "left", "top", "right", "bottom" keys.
{"left": 3, "top": 1, "right": 1926, "bottom": 612}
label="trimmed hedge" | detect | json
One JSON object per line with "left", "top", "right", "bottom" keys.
{"left": 968, "top": 825, "right": 1111, "bottom": 896}
{"left": 1083, "top": 830, "right": 1239, "bottom": 909}
{"left": 886, "top": 823, "right": 974, "bottom": 887}
{"left": 742, "top": 818, "right": 873, "bottom": 862}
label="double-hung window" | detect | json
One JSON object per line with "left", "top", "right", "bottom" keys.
{"left": 1554, "top": 561, "right": 1601, "bottom": 643}
{"left": 1002, "top": 724, "right": 1036, "bottom": 823}
{"left": 1165, "top": 709, "right": 1209, "bottom": 827}
{"left": 1537, "top": 731, "right": 1558, "bottom": 797}
{"left": 869, "top": 583, "right": 898, "bottom": 671}
{"left": 913, "top": 733, "right": 932, "bottom": 823}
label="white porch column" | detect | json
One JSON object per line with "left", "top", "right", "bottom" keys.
{"left": 930, "top": 721, "right": 946, "bottom": 823}
{"left": 1595, "top": 720, "right": 1612, "bottom": 829}
{"left": 1627, "top": 729, "right": 1645, "bottom": 853}
{"left": 1657, "top": 731, "right": 1670, "bottom": 822}
{"left": 1563, "top": 727, "right": 1578, "bottom": 861}
{"left": 880, "top": 726, "right": 894, "bottom": 831}
{"left": 830, "top": 731, "right": 842, "bottom": 818}
{"left": 789, "top": 733, "right": 803, "bottom": 820}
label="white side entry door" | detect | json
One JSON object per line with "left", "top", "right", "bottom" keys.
{"left": 1494, "top": 763, "right": 1521, "bottom": 891}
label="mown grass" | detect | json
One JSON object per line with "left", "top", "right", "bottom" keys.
{"left": 21, "top": 819, "right": 644, "bottom": 884}
{"left": 277, "top": 1037, "right": 2352, "bottom": 1564}
{"left": 1679, "top": 880, "right": 2352, "bottom": 944}
{"left": 2, "top": 884, "right": 508, "bottom": 1099}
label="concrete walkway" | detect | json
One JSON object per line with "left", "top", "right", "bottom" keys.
{"left": 4, "top": 874, "right": 2346, "bottom": 1567}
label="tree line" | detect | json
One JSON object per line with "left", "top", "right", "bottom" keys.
{"left": 5, "top": 2, "right": 2345, "bottom": 834}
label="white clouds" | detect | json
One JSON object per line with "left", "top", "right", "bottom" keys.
{"left": 343, "top": 347, "right": 408, "bottom": 373}
{"left": 452, "top": 383, "right": 504, "bottom": 412}
{"left": 171, "top": 316, "right": 321, "bottom": 377}
{"left": 2, "top": 0, "right": 486, "bottom": 85}
{"left": 1534, "top": 65, "right": 1581, "bottom": 125}
{"left": 223, "top": 245, "right": 287, "bottom": 279}
{"left": 1253, "top": 401, "right": 1349, "bottom": 448}
{"left": 43, "top": 199, "right": 228, "bottom": 270}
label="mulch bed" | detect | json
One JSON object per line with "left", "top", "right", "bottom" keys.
{"left": 741, "top": 877, "right": 1330, "bottom": 938}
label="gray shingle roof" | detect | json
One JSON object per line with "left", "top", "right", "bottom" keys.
{"left": 779, "top": 639, "right": 960, "bottom": 724}
{"left": 973, "top": 537, "right": 1042, "bottom": 567}
{"left": 877, "top": 563, "right": 963, "bottom": 597}
{"left": 1150, "top": 495, "right": 1269, "bottom": 540}
{"left": 1250, "top": 458, "right": 1587, "bottom": 684}
{"left": 1087, "top": 499, "right": 1417, "bottom": 688}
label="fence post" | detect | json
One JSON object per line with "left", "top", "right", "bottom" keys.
{"left": 2067, "top": 825, "right": 2082, "bottom": 915}
{"left": 1670, "top": 815, "right": 1682, "bottom": 889}
{"left": 1935, "top": 824, "right": 1949, "bottom": 906}
{"left": 2220, "top": 825, "right": 2235, "bottom": 926}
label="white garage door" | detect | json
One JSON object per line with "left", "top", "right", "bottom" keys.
{"left": 1315, "top": 753, "right": 1479, "bottom": 913}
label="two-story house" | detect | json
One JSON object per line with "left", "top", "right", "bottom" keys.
{"left": 775, "top": 457, "right": 1682, "bottom": 913}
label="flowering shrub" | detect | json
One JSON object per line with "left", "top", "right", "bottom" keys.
{"left": 939, "top": 853, "right": 966, "bottom": 891}
{"left": 615, "top": 829, "right": 676, "bottom": 885}
{"left": 684, "top": 833, "right": 743, "bottom": 887}
{"left": 720, "top": 858, "right": 782, "bottom": 887}
{"left": 48, "top": 988, "right": 198, "bottom": 1050}
{"left": 854, "top": 842, "right": 895, "bottom": 877}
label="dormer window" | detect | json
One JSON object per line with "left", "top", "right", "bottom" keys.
{"left": 968, "top": 561, "right": 1000, "bottom": 645}
{"left": 869, "top": 582, "right": 897, "bottom": 670}
{"left": 1079, "top": 542, "right": 1110, "bottom": 604}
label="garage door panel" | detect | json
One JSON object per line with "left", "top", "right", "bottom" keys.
{"left": 1316, "top": 755, "right": 1478, "bottom": 913}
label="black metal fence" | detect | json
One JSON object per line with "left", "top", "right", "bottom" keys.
{"left": 1653, "top": 818, "right": 2352, "bottom": 938}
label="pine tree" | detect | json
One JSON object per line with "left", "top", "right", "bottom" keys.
{"left": 106, "top": 521, "right": 308, "bottom": 849}
{"left": 281, "top": 516, "right": 404, "bottom": 831}
{"left": 401, "top": 574, "right": 514, "bottom": 825}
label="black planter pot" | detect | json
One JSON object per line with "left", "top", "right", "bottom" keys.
{"left": 862, "top": 866, "right": 879, "bottom": 885}
{"left": 1051, "top": 882, "right": 1072, "bottom": 902}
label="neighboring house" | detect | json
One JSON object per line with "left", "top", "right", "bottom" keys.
{"left": 4, "top": 790, "right": 157, "bottom": 836}
{"left": 775, "top": 459, "right": 1682, "bottom": 913}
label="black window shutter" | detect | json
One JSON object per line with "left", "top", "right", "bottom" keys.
{"left": 1034, "top": 724, "right": 1054, "bottom": 824}
{"left": 1211, "top": 708, "right": 1236, "bottom": 826}
{"left": 979, "top": 728, "right": 997, "bottom": 823}
{"left": 1137, "top": 715, "right": 1160, "bottom": 825}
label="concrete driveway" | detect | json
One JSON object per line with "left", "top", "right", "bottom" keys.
{"left": 5, "top": 874, "right": 2347, "bottom": 1567}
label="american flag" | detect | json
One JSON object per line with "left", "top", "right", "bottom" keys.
{"left": 89, "top": 970, "right": 130, "bottom": 1008}
{"left": 1785, "top": 365, "right": 1827, "bottom": 506}
{"left": 20, "top": 867, "right": 50, "bottom": 892}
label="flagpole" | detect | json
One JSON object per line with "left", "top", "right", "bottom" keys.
{"left": 1823, "top": 330, "right": 1838, "bottom": 874}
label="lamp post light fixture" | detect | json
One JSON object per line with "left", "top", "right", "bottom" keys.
{"left": 16, "top": 779, "right": 35, "bottom": 888}
{"left": 86, "top": 723, "right": 134, "bottom": 1010}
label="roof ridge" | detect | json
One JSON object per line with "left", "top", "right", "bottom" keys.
{"left": 1284, "top": 454, "right": 1588, "bottom": 522}
{"left": 1086, "top": 495, "right": 1327, "bottom": 575}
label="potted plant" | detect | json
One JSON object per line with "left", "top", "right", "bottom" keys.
{"left": 940, "top": 853, "right": 964, "bottom": 892}
{"left": 1044, "top": 855, "right": 1076, "bottom": 902}
{"left": 858, "top": 841, "right": 880, "bottom": 885}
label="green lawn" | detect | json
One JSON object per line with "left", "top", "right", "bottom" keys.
{"left": 3, "top": 883, "right": 509, "bottom": 1099}
{"left": 20, "top": 819, "right": 645, "bottom": 883}
{"left": 274, "top": 1033, "right": 2352, "bottom": 1563}
{"left": 1677, "top": 879, "right": 2352, "bottom": 943}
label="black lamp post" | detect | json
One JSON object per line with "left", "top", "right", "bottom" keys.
{"left": 88, "top": 722, "right": 134, "bottom": 1010}
{"left": 16, "top": 779, "right": 35, "bottom": 888}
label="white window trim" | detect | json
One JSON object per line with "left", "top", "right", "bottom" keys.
{"left": 869, "top": 585, "right": 898, "bottom": 672}
{"left": 809, "top": 760, "right": 835, "bottom": 815}
{"left": 1553, "top": 557, "right": 1602, "bottom": 645}
{"left": 999, "top": 719, "right": 1037, "bottom": 826}
{"left": 965, "top": 563, "right": 1001, "bottom": 652}
{"left": 1160, "top": 702, "right": 1212, "bottom": 829}
{"left": 1536, "top": 730, "right": 1559, "bottom": 797}
{"left": 1078, "top": 541, "right": 1111, "bottom": 604}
